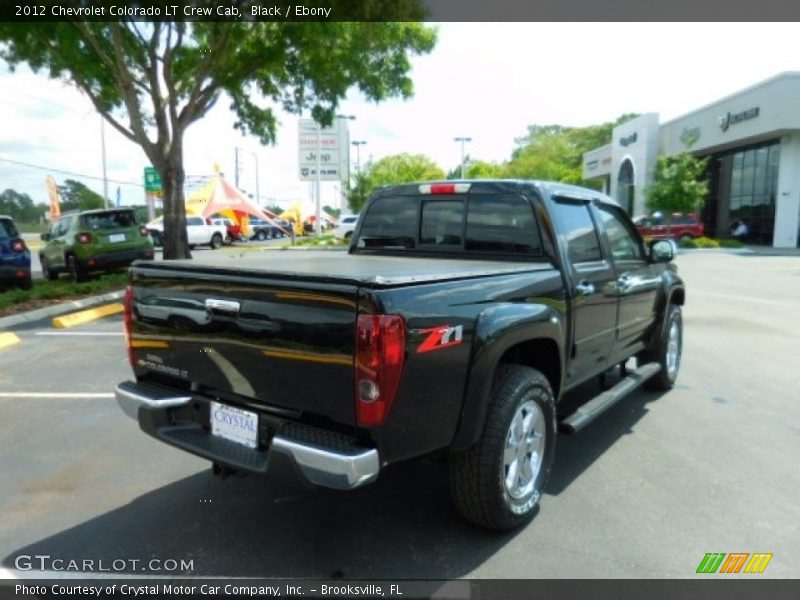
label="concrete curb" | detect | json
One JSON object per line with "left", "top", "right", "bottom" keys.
{"left": 0, "top": 289, "right": 125, "bottom": 330}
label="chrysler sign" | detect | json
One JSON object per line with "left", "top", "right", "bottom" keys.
{"left": 719, "top": 107, "right": 760, "bottom": 132}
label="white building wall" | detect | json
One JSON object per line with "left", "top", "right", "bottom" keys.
{"left": 774, "top": 135, "right": 800, "bottom": 248}
{"left": 609, "top": 113, "right": 660, "bottom": 215}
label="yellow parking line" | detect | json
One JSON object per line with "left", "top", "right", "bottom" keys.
{"left": 0, "top": 332, "right": 21, "bottom": 350}
{"left": 52, "top": 303, "right": 125, "bottom": 329}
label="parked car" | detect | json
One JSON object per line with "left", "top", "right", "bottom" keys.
{"left": 0, "top": 215, "right": 31, "bottom": 290}
{"left": 146, "top": 215, "right": 227, "bottom": 250}
{"left": 249, "top": 218, "right": 289, "bottom": 241}
{"left": 40, "top": 208, "right": 153, "bottom": 283}
{"left": 334, "top": 215, "right": 359, "bottom": 239}
{"left": 634, "top": 212, "right": 704, "bottom": 241}
{"left": 117, "top": 179, "right": 684, "bottom": 531}
{"left": 209, "top": 217, "right": 243, "bottom": 244}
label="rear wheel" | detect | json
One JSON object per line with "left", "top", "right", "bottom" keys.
{"left": 40, "top": 255, "right": 57, "bottom": 281}
{"left": 67, "top": 255, "right": 87, "bottom": 283}
{"left": 255, "top": 229, "right": 267, "bottom": 241}
{"left": 450, "top": 364, "right": 556, "bottom": 531}
{"left": 210, "top": 233, "right": 223, "bottom": 249}
{"left": 640, "top": 304, "right": 682, "bottom": 390}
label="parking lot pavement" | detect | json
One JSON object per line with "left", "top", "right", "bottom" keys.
{"left": 0, "top": 252, "right": 798, "bottom": 579}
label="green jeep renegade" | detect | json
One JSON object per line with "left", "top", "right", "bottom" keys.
{"left": 40, "top": 208, "right": 154, "bottom": 283}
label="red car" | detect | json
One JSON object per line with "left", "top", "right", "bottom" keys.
{"left": 634, "top": 213, "right": 704, "bottom": 241}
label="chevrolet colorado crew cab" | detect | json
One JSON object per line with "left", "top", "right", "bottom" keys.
{"left": 116, "top": 180, "right": 684, "bottom": 531}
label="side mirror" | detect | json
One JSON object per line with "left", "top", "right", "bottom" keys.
{"left": 40, "top": 232, "right": 51, "bottom": 241}
{"left": 650, "top": 239, "right": 675, "bottom": 263}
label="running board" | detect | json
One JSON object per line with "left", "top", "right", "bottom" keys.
{"left": 560, "top": 362, "right": 662, "bottom": 434}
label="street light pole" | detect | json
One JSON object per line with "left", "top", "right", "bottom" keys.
{"left": 454, "top": 136, "right": 472, "bottom": 179}
{"left": 351, "top": 140, "right": 367, "bottom": 172}
{"left": 337, "top": 115, "right": 355, "bottom": 214}
{"left": 100, "top": 116, "right": 108, "bottom": 208}
{"left": 251, "top": 152, "right": 260, "bottom": 207}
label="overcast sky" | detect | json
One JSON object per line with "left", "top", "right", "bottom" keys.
{"left": 2, "top": 22, "right": 800, "bottom": 213}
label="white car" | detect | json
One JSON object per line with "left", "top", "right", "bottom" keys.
{"left": 334, "top": 215, "right": 359, "bottom": 240}
{"left": 147, "top": 216, "right": 227, "bottom": 249}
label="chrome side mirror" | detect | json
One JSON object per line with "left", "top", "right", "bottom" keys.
{"left": 650, "top": 239, "right": 674, "bottom": 263}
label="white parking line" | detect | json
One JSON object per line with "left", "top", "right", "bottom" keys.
{"left": 0, "top": 393, "right": 115, "bottom": 399}
{"left": 34, "top": 332, "right": 123, "bottom": 336}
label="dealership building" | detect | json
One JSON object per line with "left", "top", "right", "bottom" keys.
{"left": 582, "top": 72, "right": 800, "bottom": 247}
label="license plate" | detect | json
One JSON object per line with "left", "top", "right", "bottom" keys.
{"left": 210, "top": 402, "right": 258, "bottom": 448}
{"left": 109, "top": 233, "right": 126, "bottom": 243}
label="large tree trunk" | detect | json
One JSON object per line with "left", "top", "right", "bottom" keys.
{"left": 159, "top": 140, "right": 191, "bottom": 260}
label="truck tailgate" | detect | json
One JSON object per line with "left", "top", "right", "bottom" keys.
{"left": 129, "top": 262, "right": 359, "bottom": 426}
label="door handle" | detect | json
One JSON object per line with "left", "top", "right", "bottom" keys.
{"left": 617, "top": 274, "right": 633, "bottom": 293}
{"left": 574, "top": 280, "right": 595, "bottom": 297}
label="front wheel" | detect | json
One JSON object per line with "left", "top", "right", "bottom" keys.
{"left": 40, "top": 255, "right": 57, "bottom": 281}
{"left": 450, "top": 364, "right": 556, "bottom": 531}
{"left": 641, "top": 304, "right": 682, "bottom": 391}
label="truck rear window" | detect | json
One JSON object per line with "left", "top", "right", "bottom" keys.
{"left": 0, "top": 218, "right": 19, "bottom": 239}
{"left": 357, "top": 194, "right": 542, "bottom": 256}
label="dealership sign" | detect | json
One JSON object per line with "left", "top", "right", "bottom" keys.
{"left": 297, "top": 118, "right": 349, "bottom": 181}
{"left": 719, "top": 107, "right": 760, "bottom": 132}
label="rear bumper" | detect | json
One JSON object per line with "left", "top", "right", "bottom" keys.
{"left": 79, "top": 248, "right": 154, "bottom": 270}
{"left": 0, "top": 264, "right": 31, "bottom": 282}
{"left": 115, "top": 380, "right": 379, "bottom": 490}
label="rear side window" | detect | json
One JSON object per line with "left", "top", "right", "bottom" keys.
{"left": 551, "top": 200, "right": 602, "bottom": 263}
{"left": 0, "top": 218, "right": 18, "bottom": 239}
{"left": 82, "top": 211, "right": 136, "bottom": 230}
{"left": 466, "top": 195, "right": 540, "bottom": 255}
{"left": 187, "top": 217, "right": 205, "bottom": 226}
{"left": 358, "top": 196, "right": 418, "bottom": 248}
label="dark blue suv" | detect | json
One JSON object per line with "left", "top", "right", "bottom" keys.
{"left": 0, "top": 215, "right": 31, "bottom": 290}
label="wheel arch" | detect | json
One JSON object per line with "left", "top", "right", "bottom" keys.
{"left": 450, "top": 304, "right": 565, "bottom": 452}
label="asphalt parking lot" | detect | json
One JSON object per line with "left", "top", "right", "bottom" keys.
{"left": 0, "top": 250, "right": 797, "bottom": 579}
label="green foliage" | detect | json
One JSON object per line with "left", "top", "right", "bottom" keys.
{"left": 717, "top": 238, "right": 744, "bottom": 248}
{"left": 0, "top": 17, "right": 436, "bottom": 259}
{"left": 645, "top": 153, "right": 709, "bottom": 219}
{"left": 678, "top": 236, "right": 719, "bottom": 249}
{"left": 292, "top": 234, "right": 347, "bottom": 247}
{"left": 0, "top": 188, "right": 45, "bottom": 222}
{"left": 346, "top": 154, "right": 445, "bottom": 212}
{"left": 505, "top": 115, "right": 636, "bottom": 187}
{"left": 0, "top": 272, "right": 127, "bottom": 313}
{"left": 56, "top": 180, "right": 105, "bottom": 212}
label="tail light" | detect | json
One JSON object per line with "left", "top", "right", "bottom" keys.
{"left": 124, "top": 285, "right": 134, "bottom": 367}
{"left": 76, "top": 232, "right": 92, "bottom": 244}
{"left": 355, "top": 314, "right": 406, "bottom": 427}
{"left": 11, "top": 240, "right": 26, "bottom": 252}
{"left": 139, "top": 226, "right": 149, "bottom": 236}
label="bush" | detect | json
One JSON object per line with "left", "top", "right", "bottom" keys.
{"left": 717, "top": 238, "right": 744, "bottom": 248}
{"left": 678, "top": 236, "right": 721, "bottom": 249}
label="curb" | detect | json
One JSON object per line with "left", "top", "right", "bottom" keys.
{"left": 52, "top": 302, "right": 125, "bottom": 329}
{"left": 0, "top": 289, "right": 125, "bottom": 330}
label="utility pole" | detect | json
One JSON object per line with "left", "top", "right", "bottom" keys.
{"left": 252, "top": 152, "right": 260, "bottom": 207}
{"left": 351, "top": 140, "right": 367, "bottom": 172}
{"left": 234, "top": 147, "right": 241, "bottom": 188}
{"left": 454, "top": 136, "right": 472, "bottom": 179}
{"left": 100, "top": 116, "right": 108, "bottom": 208}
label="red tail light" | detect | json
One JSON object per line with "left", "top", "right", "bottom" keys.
{"left": 124, "top": 285, "right": 134, "bottom": 367}
{"left": 11, "top": 240, "right": 26, "bottom": 252}
{"left": 139, "top": 226, "right": 149, "bottom": 236}
{"left": 76, "top": 232, "right": 92, "bottom": 244}
{"left": 355, "top": 314, "right": 406, "bottom": 427}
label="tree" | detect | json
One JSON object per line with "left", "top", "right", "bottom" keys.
{"left": 346, "top": 153, "right": 445, "bottom": 212}
{"left": 645, "top": 153, "right": 709, "bottom": 225}
{"left": 56, "top": 179, "right": 105, "bottom": 212}
{"left": 0, "top": 15, "right": 436, "bottom": 258}
{"left": 0, "top": 189, "right": 42, "bottom": 222}
{"left": 506, "top": 114, "right": 639, "bottom": 188}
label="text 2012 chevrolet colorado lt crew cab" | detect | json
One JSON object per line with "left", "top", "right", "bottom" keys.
{"left": 116, "top": 180, "right": 684, "bottom": 530}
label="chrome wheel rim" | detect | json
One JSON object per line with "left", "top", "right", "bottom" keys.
{"left": 503, "top": 400, "right": 545, "bottom": 500}
{"left": 666, "top": 320, "right": 681, "bottom": 377}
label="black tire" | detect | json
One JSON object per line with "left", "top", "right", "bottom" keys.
{"left": 67, "top": 255, "right": 87, "bottom": 283}
{"left": 40, "top": 255, "right": 57, "bottom": 281}
{"left": 210, "top": 233, "right": 223, "bottom": 250}
{"left": 255, "top": 229, "right": 267, "bottom": 241}
{"left": 640, "top": 304, "right": 682, "bottom": 391}
{"left": 450, "top": 364, "right": 556, "bottom": 531}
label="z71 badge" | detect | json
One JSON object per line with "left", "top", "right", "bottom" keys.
{"left": 417, "top": 325, "right": 463, "bottom": 354}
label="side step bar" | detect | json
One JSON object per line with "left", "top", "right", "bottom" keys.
{"left": 560, "top": 362, "right": 661, "bottom": 434}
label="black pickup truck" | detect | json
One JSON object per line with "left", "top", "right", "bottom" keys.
{"left": 116, "top": 180, "right": 684, "bottom": 531}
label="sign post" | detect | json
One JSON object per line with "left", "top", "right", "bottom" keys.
{"left": 298, "top": 118, "right": 345, "bottom": 235}
{"left": 143, "top": 166, "right": 163, "bottom": 221}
